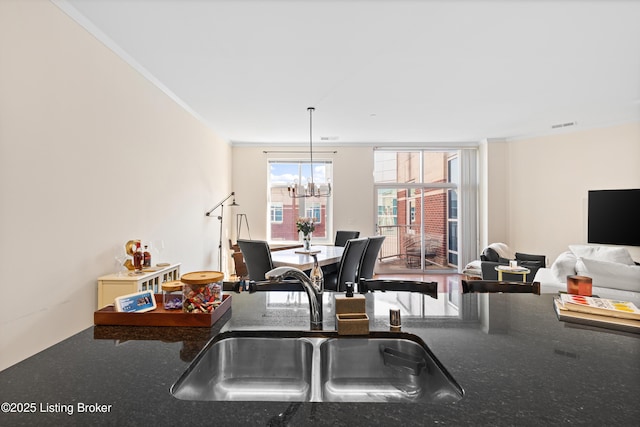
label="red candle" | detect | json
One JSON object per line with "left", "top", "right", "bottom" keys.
{"left": 567, "top": 275, "right": 592, "bottom": 296}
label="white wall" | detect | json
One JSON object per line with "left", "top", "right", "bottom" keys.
{"left": 479, "top": 138, "right": 509, "bottom": 250}
{"left": 488, "top": 122, "right": 640, "bottom": 264}
{"left": 232, "top": 145, "right": 376, "bottom": 243}
{"left": 0, "top": 0, "right": 231, "bottom": 371}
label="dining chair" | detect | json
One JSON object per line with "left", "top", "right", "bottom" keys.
{"left": 461, "top": 280, "right": 541, "bottom": 295}
{"left": 237, "top": 239, "right": 274, "bottom": 281}
{"left": 358, "top": 235, "right": 386, "bottom": 280}
{"left": 324, "top": 237, "right": 369, "bottom": 292}
{"left": 334, "top": 230, "right": 360, "bottom": 247}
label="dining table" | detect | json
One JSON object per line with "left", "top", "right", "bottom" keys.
{"left": 271, "top": 245, "right": 344, "bottom": 270}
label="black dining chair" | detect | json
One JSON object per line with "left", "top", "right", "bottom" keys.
{"left": 358, "top": 235, "right": 386, "bottom": 280}
{"left": 237, "top": 239, "right": 274, "bottom": 281}
{"left": 324, "top": 237, "right": 369, "bottom": 292}
{"left": 461, "top": 280, "right": 541, "bottom": 295}
{"left": 334, "top": 230, "right": 360, "bottom": 247}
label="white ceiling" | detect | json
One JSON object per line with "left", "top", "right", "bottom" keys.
{"left": 56, "top": 0, "right": 640, "bottom": 145}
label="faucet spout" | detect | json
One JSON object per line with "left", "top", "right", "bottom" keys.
{"left": 251, "top": 267, "right": 323, "bottom": 330}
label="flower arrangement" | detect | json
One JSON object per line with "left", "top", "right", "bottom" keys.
{"left": 296, "top": 217, "right": 316, "bottom": 236}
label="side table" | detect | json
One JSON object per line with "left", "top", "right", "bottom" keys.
{"left": 495, "top": 265, "right": 531, "bottom": 282}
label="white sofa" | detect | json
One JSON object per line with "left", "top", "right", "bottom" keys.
{"left": 534, "top": 245, "right": 640, "bottom": 304}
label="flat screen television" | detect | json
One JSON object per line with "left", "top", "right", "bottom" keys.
{"left": 588, "top": 189, "right": 640, "bottom": 246}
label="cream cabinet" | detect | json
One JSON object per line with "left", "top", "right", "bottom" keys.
{"left": 97, "top": 263, "right": 181, "bottom": 309}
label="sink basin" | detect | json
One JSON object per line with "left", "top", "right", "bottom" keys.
{"left": 171, "top": 330, "right": 463, "bottom": 403}
{"left": 171, "top": 334, "right": 313, "bottom": 401}
{"left": 319, "top": 337, "right": 461, "bottom": 403}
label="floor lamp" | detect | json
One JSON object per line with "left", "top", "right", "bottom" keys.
{"left": 205, "top": 192, "right": 239, "bottom": 272}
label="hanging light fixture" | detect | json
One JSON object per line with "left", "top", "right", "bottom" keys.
{"left": 287, "top": 107, "right": 332, "bottom": 198}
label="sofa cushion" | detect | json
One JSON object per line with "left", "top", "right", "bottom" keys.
{"left": 575, "top": 257, "right": 640, "bottom": 292}
{"left": 500, "top": 257, "right": 542, "bottom": 269}
{"left": 519, "top": 260, "right": 543, "bottom": 269}
{"left": 569, "top": 245, "right": 635, "bottom": 265}
{"left": 515, "top": 252, "right": 546, "bottom": 267}
{"left": 551, "top": 251, "right": 578, "bottom": 283}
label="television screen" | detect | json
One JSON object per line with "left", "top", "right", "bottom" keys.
{"left": 588, "top": 189, "right": 640, "bottom": 246}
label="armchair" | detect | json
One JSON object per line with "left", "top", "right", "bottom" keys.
{"left": 464, "top": 243, "right": 546, "bottom": 282}
{"left": 480, "top": 251, "right": 546, "bottom": 282}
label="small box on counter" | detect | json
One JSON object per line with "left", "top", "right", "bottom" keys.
{"left": 336, "top": 313, "right": 370, "bottom": 335}
{"left": 334, "top": 294, "right": 366, "bottom": 315}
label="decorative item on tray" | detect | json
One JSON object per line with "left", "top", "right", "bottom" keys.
{"left": 162, "top": 280, "right": 183, "bottom": 310}
{"left": 114, "top": 290, "right": 157, "bottom": 313}
{"left": 181, "top": 271, "right": 224, "bottom": 313}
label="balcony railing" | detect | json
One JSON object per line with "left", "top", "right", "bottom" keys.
{"left": 377, "top": 225, "right": 447, "bottom": 269}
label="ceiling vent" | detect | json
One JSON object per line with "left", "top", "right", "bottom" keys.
{"left": 551, "top": 121, "right": 577, "bottom": 129}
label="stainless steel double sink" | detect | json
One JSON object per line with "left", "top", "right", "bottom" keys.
{"left": 171, "top": 330, "right": 463, "bottom": 403}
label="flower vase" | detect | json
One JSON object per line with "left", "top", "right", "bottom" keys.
{"left": 303, "top": 233, "right": 311, "bottom": 251}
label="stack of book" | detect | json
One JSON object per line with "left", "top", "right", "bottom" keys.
{"left": 553, "top": 293, "right": 640, "bottom": 334}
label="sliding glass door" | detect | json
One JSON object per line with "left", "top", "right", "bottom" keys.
{"left": 374, "top": 150, "right": 462, "bottom": 273}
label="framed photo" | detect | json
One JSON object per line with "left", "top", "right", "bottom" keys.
{"left": 114, "top": 290, "right": 157, "bottom": 313}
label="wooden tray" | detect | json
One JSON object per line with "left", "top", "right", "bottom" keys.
{"left": 94, "top": 294, "right": 232, "bottom": 327}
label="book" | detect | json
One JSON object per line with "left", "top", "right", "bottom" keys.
{"left": 559, "top": 294, "right": 640, "bottom": 321}
{"left": 495, "top": 265, "right": 529, "bottom": 272}
{"left": 553, "top": 297, "right": 640, "bottom": 334}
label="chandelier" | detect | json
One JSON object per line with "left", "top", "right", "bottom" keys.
{"left": 287, "top": 107, "right": 332, "bottom": 198}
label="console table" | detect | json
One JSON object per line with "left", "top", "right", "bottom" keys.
{"left": 97, "top": 263, "right": 181, "bottom": 308}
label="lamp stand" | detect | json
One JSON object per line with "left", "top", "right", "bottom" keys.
{"left": 205, "top": 191, "right": 238, "bottom": 273}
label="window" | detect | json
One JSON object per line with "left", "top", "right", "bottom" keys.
{"left": 270, "top": 203, "right": 283, "bottom": 223}
{"left": 409, "top": 200, "right": 416, "bottom": 223}
{"left": 306, "top": 202, "right": 322, "bottom": 224}
{"left": 268, "top": 160, "right": 332, "bottom": 242}
{"left": 447, "top": 156, "right": 459, "bottom": 266}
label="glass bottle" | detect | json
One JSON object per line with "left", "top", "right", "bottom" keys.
{"left": 133, "top": 242, "right": 143, "bottom": 271}
{"left": 143, "top": 245, "right": 152, "bottom": 267}
{"left": 311, "top": 254, "right": 323, "bottom": 291}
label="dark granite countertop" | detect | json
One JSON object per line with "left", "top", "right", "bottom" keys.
{"left": 1, "top": 290, "right": 639, "bottom": 426}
